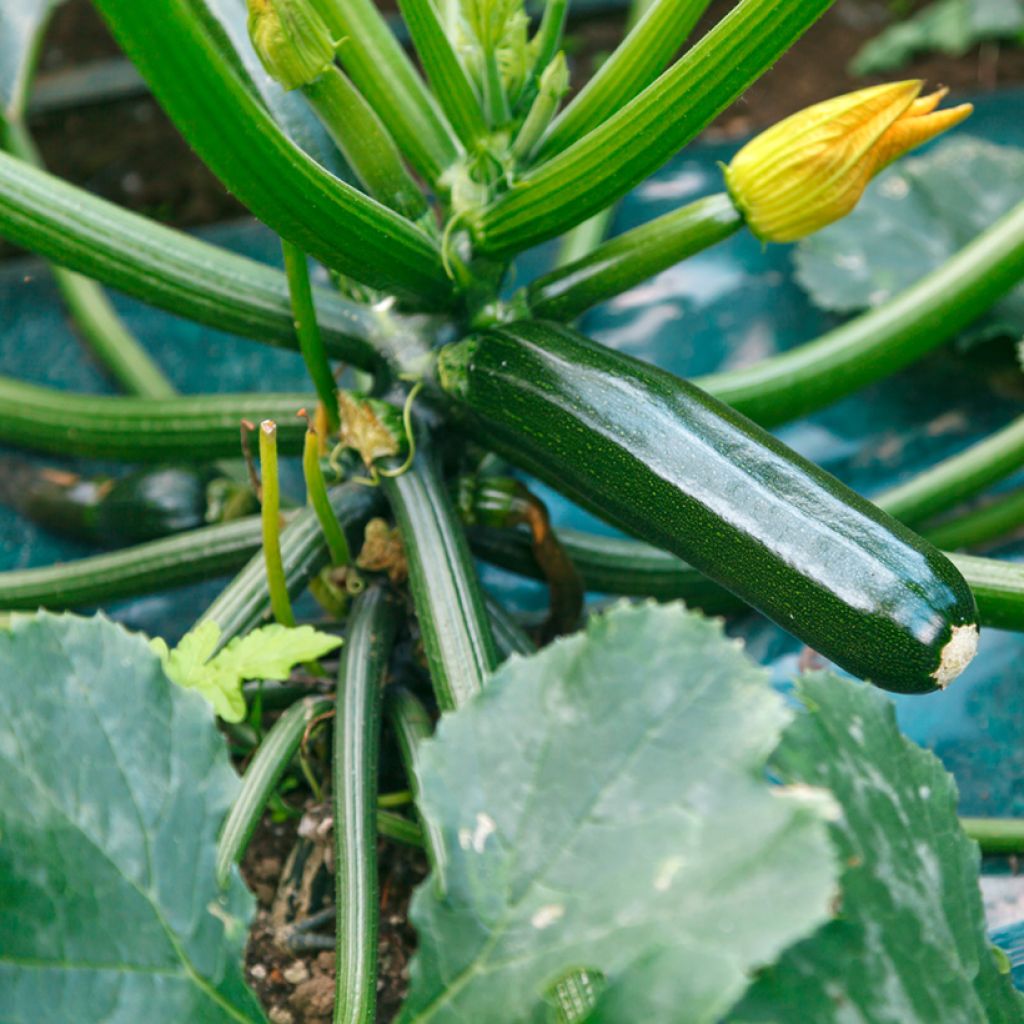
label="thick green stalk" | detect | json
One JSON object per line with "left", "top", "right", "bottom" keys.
{"left": 699, "top": 199, "right": 1024, "bottom": 426}
{"left": 1, "top": 120, "right": 175, "bottom": 399}
{"left": 477, "top": 0, "right": 834, "bottom": 255}
{"left": 93, "top": 0, "right": 452, "bottom": 304}
{"left": 258, "top": 421, "right": 297, "bottom": 627}
{"left": 876, "top": 416, "right": 1024, "bottom": 526}
{"left": 960, "top": 817, "right": 1024, "bottom": 855}
{"left": 312, "top": 0, "right": 459, "bottom": 182}
{"left": 0, "top": 375, "right": 308, "bottom": 460}
{"left": 537, "top": 0, "right": 712, "bottom": 159}
{"left": 216, "top": 696, "right": 333, "bottom": 888}
{"left": 397, "top": 0, "right": 487, "bottom": 149}
{"left": 304, "top": 431, "right": 352, "bottom": 566}
{"left": 527, "top": 192, "right": 742, "bottom": 320}
{"left": 470, "top": 526, "right": 1024, "bottom": 633}
{"left": 302, "top": 67, "right": 428, "bottom": 219}
{"left": 926, "top": 489, "right": 1024, "bottom": 552}
{"left": 0, "top": 515, "right": 265, "bottom": 611}
{"left": 0, "top": 151, "right": 417, "bottom": 370}
{"left": 201, "top": 483, "right": 382, "bottom": 646}
{"left": 946, "top": 555, "right": 1024, "bottom": 634}
{"left": 282, "top": 240, "right": 340, "bottom": 430}
{"left": 333, "top": 587, "right": 398, "bottom": 1024}
{"left": 381, "top": 446, "right": 498, "bottom": 710}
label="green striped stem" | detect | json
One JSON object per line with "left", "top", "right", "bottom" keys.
{"left": 0, "top": 515, "right": 264, "bottom": 611}
{"left": 926, "top": 488, "right": 1024, "bottom": 552}
{"left": 471, "top": 525, "right": 1024, "bottom": 633}
{"left": 201, "top": 482, "right": 382, "bottom": 646}
{"left": 216, "top": 696, "right": 332, "bottom": 887}
{"left": 333, "top": 587, "right": 399, "bottom": 1024}
{"left": 397, "top": 0, "right": 487, "bottom": 150}
{"left": 878, "top": 416, "right": 1024, "bottom": 526}
{"left": 485, "top": 594, "right": 537, "bottom": 658}
{"left": 477, "top": 0, "right": 834, "bottom": 255}
{"left": 526, "top": 192, "right": 742, "bottom": 320}
{"left": 386, "top": 686, "right": 446, "bottom": 880}
{"left": 0, "top": 376, "right": 309, "bottom": 460}
{"left": 258, "top": 421, "right": 297, "bottom": 627}
{"left": 1, "top": 120, "right": 175, "bottom": 399}
{"left": 93, "top": 0, "right": 452, "bottom": 304}
{"left": 304, "top": 431, "right": 352, "bottom": 566}
{"left": 537, "top": 0, "right": 712, "bottom": 159}
{"left": 960, "top": 817, "right": 1024, "bottom": 855}
{"left": 283, "top": 241, "right": 340, "bottom": 431}
{"left": 381, "top": 446, "right": 498, "bottom": 710}
{"left": 0, "top": 152, "right": 423, "bottom": 371}
{"left": 313, "top": 0, "right": 460, "bottom": 183}
{"left": 302, "top": 67, "right": 428, "bottom": 220}
{"left": 376, "top": 810, "right": 424, "bottom": 847}
{"left": 698, "top": 199, "right": 1024, "bottom": 427}
{"left": 525, "top": 0, "right": 568, "bottom": 100}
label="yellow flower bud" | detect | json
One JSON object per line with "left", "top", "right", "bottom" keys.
{"left": 247, "top": 0, "right": 335, "bottom": 91}
{"left": 724, "top": 81, "right": 972, "bottom": 243}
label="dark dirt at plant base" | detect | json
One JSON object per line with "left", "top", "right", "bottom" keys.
{"left": 11, "top": 1, "right": 1024, "bottom": 1021}
{"left": 242, "top": 811, "right": 427, "bottom": 1024}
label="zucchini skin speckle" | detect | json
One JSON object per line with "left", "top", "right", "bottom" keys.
{"left": 437, "top": 320, "right": 978, "bottom": 694}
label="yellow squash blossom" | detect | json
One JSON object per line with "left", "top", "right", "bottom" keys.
{"left": 725, "top": 81, "right": 972, "bottom": 243}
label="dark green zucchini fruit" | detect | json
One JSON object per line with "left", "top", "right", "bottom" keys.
{"left": 436, "top": 320, "right": 979, "bottom": 694}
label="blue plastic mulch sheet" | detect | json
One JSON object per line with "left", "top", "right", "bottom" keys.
{"left": 2, "top": 88, "right": 1024, "bottom": 952}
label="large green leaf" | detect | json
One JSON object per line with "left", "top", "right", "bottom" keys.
{"left": 794, "top": 136, "right": 1024, "bottom": 339}
{"left": 851, "top": 0, "right": 1024, "bottom": 76}
{"left": 0, "top": 0, "right": 66, "bottom": 122}
{"left": 400, "top": 602, "right": 839, "bottom": 1023}
{"left": 729, "top": 673, "right": 1024, "bottom": 1023}
{"left": 0, "top": 613, "right": 266, "bottom": 1024}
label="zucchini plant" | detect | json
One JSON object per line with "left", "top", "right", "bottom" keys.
{"left": 2, "top": 0, "right": 1024, "bottom": 1021}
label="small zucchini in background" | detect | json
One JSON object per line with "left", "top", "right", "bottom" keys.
{"left": 436, "top": 320, "right": 979, "bottom": 695}
{"left": 19, "top": 464, "right": 256, "bottom": 546}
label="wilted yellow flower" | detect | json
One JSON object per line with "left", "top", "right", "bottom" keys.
{"left": 247, "top": 0, "right": 335, "bottom": 91}
{"left": 725, "top": 81, "right": 972, "bottom": 243}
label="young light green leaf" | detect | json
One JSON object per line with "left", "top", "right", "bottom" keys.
{"left": 0, "top": 612, "right": 266, "bottom": 1023}
{"left": 152, "top": 620, "right": 342, "bottom": 722}
{"left": 728, "top": 673, "right": 1024, "bottom": 1023}
{"left": 400, "top": 602, "right": 839, "bottom": 1023}
{"left": 794, "top": 137, "right": 1024, "bottom": 340}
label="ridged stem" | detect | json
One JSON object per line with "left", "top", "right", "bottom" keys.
{"left": 258, "top": 421, "right": 296, "bottom": 627}
{"left": 477, "top": 0, "right": 834, "bottom": 254}
{"left": 960, "top": 817, "right": 1024, "bottom": 855}
{"left": 699, "top": 199, "right": 1024, "bottom": 426}
{"left": 282, "top": 241, "right": 340, "bottom": 431}
{"left": 526, "top": 192, "right": 742, "bottom": 320}
{"left": 926, "top": 489, "right": 1024, "bottom": 552}
{"left": 537, "top": 0, "right": 712, "bottom": 158}
{"left": 0, "top": 375, "right": 308, "bottom": 460}
{"left": 302, "top": 67, "right": 428, "bottom": 219}
{"left": 877, "top": 416, "right": 1024, "bottom": 526}
{"left": 0, "top": 151, "right": 418, "bottom": 370}
{"left": 312, "top": 0, "right": 460, "bottom": 183}
{"left": 93, "top": 0, "right": 452, "bottom": 303}
{"left": 216, "top": 696, "right": 332, "bottom": 888}
{"left": 1, "top": 120, "right": 175, "bottom": 399}
{"left": 0, "top": 515, "right": 264, "bottom": 610}
{"left": 333, "top": 587, "right": 399, "bottom": 1024}
{"left": 381, "top": 446, "right": 498, "bottom": 710}
{"left": 397, "top": 0, "right": 487, "bottom": 149}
